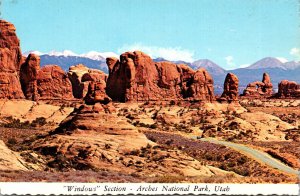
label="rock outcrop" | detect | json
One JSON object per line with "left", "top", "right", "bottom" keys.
{"left": 20, "top": 54, "right": 40, "bottom": 101}
{"left": 84, "top": 81, "right": 111, "bottom": 105}
{"left": 219, "top": 73, "right": 239, "bottom": 101}
{"left": 68, "top": 64, "right": 107, "bottom": 99}
{"left": 0, "top": 140, "right": 28, "bottom": 170}
{"left": 106, "top": 51, "right": 214, "bottom": 102}
{"left": 37, "top": 65, "right": 73, "bottom": 99}
{"left": 243, "top": 73, "right": 273, "bottom": 97}
{"left": 277, "top": 80, "right": 300, "bottom": 98}
{"left": 0, "top": 20, "right": 24, "bottom": 99}
{"left": 32, "top": 104, "right": 214, "bottom": 177}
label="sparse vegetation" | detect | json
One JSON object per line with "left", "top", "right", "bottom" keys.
{"left": 0, "top": 116, "right": 48, "bottom": 129}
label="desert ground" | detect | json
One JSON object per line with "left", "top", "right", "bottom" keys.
{"left": 0, "top": 98, "right": 299, "bottom": 183}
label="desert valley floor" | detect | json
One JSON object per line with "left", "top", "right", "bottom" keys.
{"left": 0, "top": 98, "right": 299, "bottom": 183}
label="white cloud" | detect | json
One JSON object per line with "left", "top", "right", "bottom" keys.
{"left": 118, "top": 43, "right": 195, "bottom": 62}
{"left": 225, "top": 56, "right": 236, "bottom": 68}
{"left": 290, "top": 47, "right": 300, "bottom": 60}
{"left": 239, "top": 63, "right": 250, "bottom": 68}
{"left": 275, "top": 57, "right": 288, "bottom": 63}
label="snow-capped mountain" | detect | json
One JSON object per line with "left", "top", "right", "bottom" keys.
{"left": 23, "top": 50, "right": 44, "bottom": 56}
{"left": 80, "top": 51, "right": 119, "bottom": 61}
{"left": 23, "top": 50, "right": 119, "bottom": 73}
{"left": 48, "top": 50, "right": 78, "bottom": 57}
{"left": 23, "top": 50, "right": 118, "bottom": 59}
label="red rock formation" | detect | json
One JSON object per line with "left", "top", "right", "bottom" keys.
{"left": 68, "top": 64, "right": 108, "bottom": 98}
{"left": 37, "top": 65, "right": 73, "bottom": 99}
{"left": 84, "top": 81, "right": 111, "bottom": 105}
{"left": 277, "top": 80, "right": 300, "bottom": 98}
{"left": 0, "top": 20, "right": 24, "bottom": 99}
{"left": 186, "top": 68, "right": 214, "bottom": 101}
{"left": 106, "top": 51, "right": 214, "bottom": 102}
{"left": 20, "top": 54, "right": 40, "bottom": 100}
{"left": 243, "top": 73, "right": 273, "bottom": 97}
{"left": 68, "top": 64, "right": 89, "bottom": 98}
{"left": 219, "top": 73, "right": 239, "bottom": 101}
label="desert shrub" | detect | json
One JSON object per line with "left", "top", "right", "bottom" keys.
{"left": 3, "top": 118, "right": 31, "bottom": 129}
{"left": 105, "top": 143, "right": 111, "bottom": 149}
{"left": 149, "top": 124, "right": 158, "bottom": 129}
{"left": 7, "top": 138, "right": 17, "bottom": 145}
{"left": 234, "top": 168, "right": 250, "bottom": 176}
{"left": 1, "top": 116, "right": 48, "bottom": 129}
{"left": 237, "top": 156, "right": 248, "bottom": 164}
{"left": 138, "top": 122, "right": 149, "bottom": 128}
{"left": 169, "top": 100, "right": 176, "bottom": 105}
{"left": 130, "top": 149, "right": 140, "bottom": 156}
{"left": 31, "top": 117, "right": 47, "bottom": 127}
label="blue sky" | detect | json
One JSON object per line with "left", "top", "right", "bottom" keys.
{"left": 2, "top": 0, "right": 300, "bottom": 69}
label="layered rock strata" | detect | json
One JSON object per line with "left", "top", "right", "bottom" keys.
{"left": 37, "top": 65, "right": 73, "bottom": 99}
{"left": 68, "top": 64, "right": 107, "bottom": 99}
{"left": 277, "top": 80, "right": 300, "bottom": 98}
{"left": 106, "top": 51, "right": 215, "bottom": 102}
{"left": 0, "top": 20, "right": 24, "bottom": 98}
{"left": 243, "top": 73, "right": 273, "bottom": 97}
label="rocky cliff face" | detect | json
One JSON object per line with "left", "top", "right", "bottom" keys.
{"left": 243, "top": 73, "right": 273, "bottom": 97}
{"left": 37, "top": 65, "right": 73, "bottom": 99}
{"left": 0, "top": 20, "right": 24, "bottom": 99}
{"left": 106, "top": 51, "right": 215, "bottom": 102}
{"left": 219, "top": 73, "right": 239, "bottom": 101}
{"left": 277, "top": 80, "right": 300, "bottom": 98}
{"left": 68, "top": 64, "right": 107, "bottom": 99}
{"left": 20, "top": 54, "right": 74, "bottom": 100}
{"left": 20, "top": 54, "right": 40, "bottom": 100}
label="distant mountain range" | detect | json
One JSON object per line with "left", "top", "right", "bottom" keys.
{"left": 23, "top": 51, "right": 300, "bottom": 95}
{"left": 23, "top": 50, "right": 119, "bottom": 73}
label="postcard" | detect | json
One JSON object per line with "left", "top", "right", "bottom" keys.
{"left": 0, "top": 0, "right": 299, "bottom": 195}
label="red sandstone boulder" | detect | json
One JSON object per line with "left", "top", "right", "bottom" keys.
{"left": 37, "top": 65, "right": 73, "bottom": 99}
{"left": 106, "top": 51, "right": 215, "bottom": 102}
{"left": 243, "top": 73, "right": 273, "bottom": 97}
{"left": 0, "top": 20, "right": 24, "bottom": 99}
{"left": 219, "top": 73, "right": 239, "bottom": 101}
{"left": 68, "top": 64, "right": 107, "bottom": 98}
{"left": 277, "top": 80, "right": 300, "bottom": 98}
{"left": 20, "top": 54, "right": 40, "bottom": 100}
{"left": 84, "top": 81, "right": 111, "bottom": 105}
